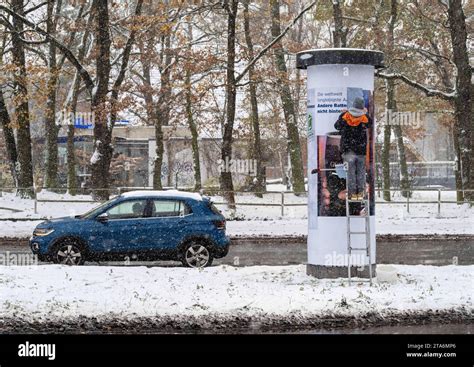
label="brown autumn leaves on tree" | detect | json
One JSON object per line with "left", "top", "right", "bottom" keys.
{"left": 0, "top": 0, "right": 472, "bottom": 204}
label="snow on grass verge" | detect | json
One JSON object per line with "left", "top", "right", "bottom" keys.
{"left": 0, "top": 264, "right": 472, "bottom": 329}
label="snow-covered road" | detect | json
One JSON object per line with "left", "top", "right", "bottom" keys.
{"left": 0, "top": 264, "right": 472, "bottom": 329}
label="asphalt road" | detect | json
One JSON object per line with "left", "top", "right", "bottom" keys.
{"left": 1, "top": 235, "right": 473, "bottom": 266}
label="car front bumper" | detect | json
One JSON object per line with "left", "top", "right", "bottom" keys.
{"left": 29, "top": 236, "right": 52, "bottom": 255}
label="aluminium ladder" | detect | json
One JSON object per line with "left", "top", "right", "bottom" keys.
{"left": 313, "top": 164, "right": 373, "bottom": 285}
{"left": 344, "top": 162, "right": 373, "bottom": 286}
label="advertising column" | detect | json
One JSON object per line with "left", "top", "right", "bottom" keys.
{"left": 297, "top": 49, "right": 384, "bottom": 278}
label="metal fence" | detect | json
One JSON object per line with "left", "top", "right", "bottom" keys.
{"left": 0, "top": 187, "right": 472, "bottom": 218}
{"left": 207, "top": 189, "right": 474, "bottom": 216}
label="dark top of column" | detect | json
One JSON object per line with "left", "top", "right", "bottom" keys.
{"left": 296, "top": 48, "right": 384, "bottom": 69}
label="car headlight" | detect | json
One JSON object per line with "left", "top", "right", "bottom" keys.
{"left": 33, "top": 228, "right": 55, "bottom": 237}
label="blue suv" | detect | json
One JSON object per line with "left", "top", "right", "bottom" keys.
{"left": 30, "top": 191, "right": 230, "bottom": 267}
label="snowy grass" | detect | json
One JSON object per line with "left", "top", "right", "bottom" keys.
{"left": 0, "top": 264, "right": 471, "bottom": 327}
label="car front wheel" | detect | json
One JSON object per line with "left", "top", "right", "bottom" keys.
{"left": 181, "top": 242, "right": 213, "bottom": 268}
{"left": 52, "top": 240, "right": 86, "bottom": 265}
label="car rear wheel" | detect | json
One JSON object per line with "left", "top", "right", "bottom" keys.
{"left": 181, "top": 241, "right": 213, "bottom": 268}
{"left": 52, "top": 240, "right": 86, "bottom": 265}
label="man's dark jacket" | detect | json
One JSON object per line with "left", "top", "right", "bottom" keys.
{"left": 334, "top": 112, "right": 372, "bottom": 155}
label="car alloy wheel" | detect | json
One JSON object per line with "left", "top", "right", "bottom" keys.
{"left": 185, "top": 244, "right": 210, "bottom": 268}
{"left": 56, "top": 244, "right": 83, "bottom": 265}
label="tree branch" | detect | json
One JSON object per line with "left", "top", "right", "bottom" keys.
{"left": 112, "top": 0, "right": 143, "bottom": 93}
{"left": 0, "top": 4, "right": 94, "bottom": 93}
{"left": 235, "top": 0, "right": 319, "bottom": 84}
{"left": 376, "top": 70, "right": 456, "bottom": 100}
{"left": 24, "top": 1, "right": 48, "bottom": 15}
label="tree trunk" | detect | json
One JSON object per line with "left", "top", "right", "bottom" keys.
{"left": 381, "top": 114, "right": 392, "bottom": 201}
{"left": 138, "top": 41, "right": 163, "bottom": 190}
{"left": 220, "top": 0, "right": 239, "bottom": 209}
{"left": 452, "top": 124, "right": 464, "bottom": 201}
{"left": 332, "top": 0, "right": 347, "bottom": 48}
{"left": 382, "top": 80, "right": 394, "bottom": 201}
{"left": 386, "top": 0, "right": 410, "bottom": 198}
{"left": 44, "top": 0, "right": 61, "bottom": 190}
{"left": 153, "top": 34, "right": 172, "bottom": 190}
{"left": 387, "top": 80, "right": 410, "bottom": 198}
{"left": 270, "top": 0, "right": 305, "bottom": 194}
{"left": 11, "top": 0, "right": 33, "bottom": 197}
{"left": 243, "top": 0, "right": 264, "bottom": 197}
{"left": 0, "top": 87, "right": 18, "bottom": 186}
{"left": 66, "top": 72, "right": 83, "bottom": 196}
{"left": 66, "top": 124, "right": 77, "bottom": 195}
{"left": 392, "top": 123, "right": 410, "bottom": 197}
{"left": 447, "top": 0, "right": 473, "bottom": 201}
{"left": 186, "top": 87, "right": 201, "bottom": 192}
{"left": 185, "top": 23, "right": 202, "bottom": 191}
{"left": 90, "top": 0, "right": 112, "bottom": 200}
{"left": 65, "top": 6, "right": 93, "bottom": 196}
{"left": 152, "top": 113, "right": 164, "bottom": 190}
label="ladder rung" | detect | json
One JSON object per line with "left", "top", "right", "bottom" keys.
{"left": 347, "top": 200, "right": 367, "bottom": 203}
{"left": 349, "top": 248, "right": 369, "bottom": 251}
{"left": 349, "top": 231, "right": 367, "bottom": 235}
{"left": 348, "top": 215, "right": 369, "bottom": 218}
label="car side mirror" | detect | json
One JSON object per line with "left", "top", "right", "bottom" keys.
{"left": 97, "top": 213, "right": 109, "bottom": 222}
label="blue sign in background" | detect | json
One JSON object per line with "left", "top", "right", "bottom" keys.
{"left": 74, "top": 117, "right": 93, "bottom": 129}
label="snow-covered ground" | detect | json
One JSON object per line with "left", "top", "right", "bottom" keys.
{"left": 0, "top": 190, "right": 472, "bottom": 238}
{"left": 0, "top": 264, "right": 471, "bottom": 327}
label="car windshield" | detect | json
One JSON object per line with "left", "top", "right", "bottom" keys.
{"left": 80, "top": 197, "right": 120, "bottom": 219}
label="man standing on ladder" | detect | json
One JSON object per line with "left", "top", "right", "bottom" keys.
{"left": 334, "top": 97, "right": 372, "bottom": 201}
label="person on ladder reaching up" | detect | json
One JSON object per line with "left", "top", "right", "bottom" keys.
{"left": 334, "top": 97, "right": 372, "bottom": 201}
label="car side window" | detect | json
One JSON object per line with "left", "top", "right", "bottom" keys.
{"left": 150, "top": 200, "right": 192, "bottom": 218}
{"left": 106, "top": 200, "right": 147, "bottom": 220}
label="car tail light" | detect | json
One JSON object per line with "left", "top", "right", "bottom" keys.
{"left": 213, "top": 220, "right": 226, "bottom": 230}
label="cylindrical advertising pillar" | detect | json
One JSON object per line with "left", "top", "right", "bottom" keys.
{"left": 296, "top": 49, "right": 384, "bottom": 278}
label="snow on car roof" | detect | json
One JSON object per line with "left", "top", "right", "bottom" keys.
{"left": 120, "top": 190, "right": 202, "bottom": 201}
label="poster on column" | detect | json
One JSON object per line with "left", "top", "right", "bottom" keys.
{"left": 307, "top": 88, "right": 318, "bottom": 229}
{"left": 314, "top": 87, "right": 375, "bottom": 217}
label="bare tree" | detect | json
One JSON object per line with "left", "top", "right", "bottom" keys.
{"left": 88, "top": 0, "right": 143, "bottom": 198}
{"left": 0, "top": 33, "right": 18, "bottom": 187}
{"left": 10, "top": 0, "right": 33, "bottom": 197}
{"left": 185, "top": 22, "right": 202, "bottom": 191}
{"left": 44, "top": 0, "right": 62, "bottom": 190}
{"left": 243, "top": 0, "right": 264, "bottom": 196}
{"left": 63, "top": 3, "right": 93, "bottom": 195}
{"left": 377, "top": 0, "right": 473, "bottom": 201}
{"left": 270, "top": 0, "right": 305, "bottom": 194}
{"left": 331, "top": 0, "right": 347, "bottom": 47}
